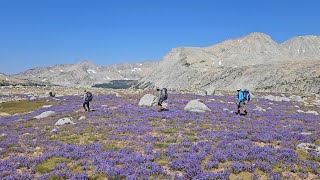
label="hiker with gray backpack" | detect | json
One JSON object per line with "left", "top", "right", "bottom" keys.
{"left": 83, "top": 90, "right": 93, "bottom": 112}
{"left": 236, "top": 89, "right": 250, "bottom": 115}
{"left": 156, "top": 87, "right": 168, "bottom": 112}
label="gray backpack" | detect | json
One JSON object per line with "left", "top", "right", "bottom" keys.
{"left": 85, "top": 92, "right": 93, "bottom": 102}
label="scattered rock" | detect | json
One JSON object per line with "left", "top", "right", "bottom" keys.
{"left": 297, "top": 110, "right": 304, "bottom": 113}
{"left": 42, "top": 105, "right": 53, "bottom": 108}
{"left": 267, "top": 107, "right": 272, "bottom": 110}
{"left": 290, "top": 96, "right": 304, "bottom": 102}
{"left": 29, "top": 96, "right": 37, "bottom": 100}
{"left": 300, "top": 132, "right": 312, "bottom": 135}
{"left": 264, "top": 95, "right": 290, "bottom": 102}
{"left": 0, "top": 133, "right": 7, "bottom": 137}
{"left": 55, "top": 117, "right": 75, "bottom": 126}
{"left": 184, "top": 100, "right": 211, "bottom": 113}
{"left": 79, "top": 116, "right": 86, "bottom": 120}
{"left": 253, "top": 106, "right": 267, "bottom": 112}
{"left": 297, "top": 143, "right": 320, "bottom": 154}
{"left": 138, "top": 94, "right": 157, "bottom": 107}
{"left": 223, "top": 108, "right": 229, "bottom": 111}
{"left": 34, "top": 111, "right": 55, "bottom": 119}
{"left": 305, "top": 110, "right": 319, "bottom": 115}
{"left": 313, "top": 100, "right": 320, "bottom": 106}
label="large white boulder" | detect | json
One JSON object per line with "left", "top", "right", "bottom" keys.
{"left": 184, "top": 100, "right": 211, "bottom": 113}
{"left": 138, "top": 94, "right": 157, "bottom": 107}
{"left": 55, "top": 117, "right": 75, "bottom": 126}
{"left": 206, "top": 87, "right": 216, "bottom": 95}
{"left": 34, "top": 111, "right": 55, "bottom": 119}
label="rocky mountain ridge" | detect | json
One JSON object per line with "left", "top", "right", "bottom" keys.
{"left": 137, "top": 32, "right": 320, "bottom": 94}
{"left": 12, "top": 61, "right": 157, "bottom": 87}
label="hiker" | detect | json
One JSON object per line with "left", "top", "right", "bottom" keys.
{"left": 236, "top": 89, "right": 250, "bottom": 115}
{"left": 83, "top": 90, "right": 93, "bottom": 112}
{"left": 156, "top": 87, "right": 168, "bottom": 112}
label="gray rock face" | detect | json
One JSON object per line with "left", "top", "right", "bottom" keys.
{"left": 138, "top": 94, "right": 157, "bottom": 107}
{"left": 13, "top": 60, "right": 157, "bottom": 88}
{"left": 184, "top": 100, "right": 211, "bottom": 113}
{"left": 34, "top": 111, "right": 55, "bottom": 119}
{"left": 136, "top": 32, "right": 320, "bottom": 94}
{"left": 297, "top": 143, "right": 320, "bottom": 154}
{"left": 55, "top": 117, "right": 75, "bottom": 126}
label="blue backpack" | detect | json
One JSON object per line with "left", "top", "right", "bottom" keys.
{"left": 243, "top": 90, "right": 251, "bottom": 102}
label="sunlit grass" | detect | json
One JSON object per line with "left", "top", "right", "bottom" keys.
{"left": 36, "top": 157, "right": 70, "bottom": 174}
{"left": 0, "top": 100, "right": 59, "bottom": 114}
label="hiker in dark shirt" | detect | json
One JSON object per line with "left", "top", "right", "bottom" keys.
{"left": 83, "top": 90, "right": 93, "bottom": 112}
{"left": 156, "top": 87, "right": 168, "bottom": 112}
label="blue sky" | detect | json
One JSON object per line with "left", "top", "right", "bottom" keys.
{"left": 0, "top": 0, "right": 319, "bottom": 74}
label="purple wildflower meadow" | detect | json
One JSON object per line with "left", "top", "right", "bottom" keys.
{"left": 0, "top": 92, "right": 319, "bottom": 179}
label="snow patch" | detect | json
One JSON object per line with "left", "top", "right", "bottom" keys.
{"left": 5, "top": 78, "right": 9, "bottom": 81}
{"left": 219, "top": 61, "right": 222, "bottom": 66}
{"left": 49, "top": 70, "right": 54, "bottom": 73}
{"left": 42, "top": 79, "right": 47, "bottom": 82}
{"left": 131, "top": 68, "right": 142, "bottom": 72}
{"left": 139, "top": 64, "right": 143, "bottom": 66}
{"left": 87, "top": 69, "right": 97, "bottom": 74}
{"left": 60, "top": 70, "right": 64, "bottom": 72}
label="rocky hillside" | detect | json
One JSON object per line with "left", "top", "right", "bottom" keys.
{"left": 137, "top": 32, "right": 320, "bottom": 94}
{"left": 0, "top": 73, "right": 49, "bottom": 87}
{"left": 13, "top": 61, "right": 157, "bottom": 87}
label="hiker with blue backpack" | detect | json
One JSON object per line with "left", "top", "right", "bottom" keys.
{"left": 236, "top": 89, "right": 250, "bottom": 115}
{"left": 83, "top": 90, "right": 93, "bottom": 112}
{"left": 156, "top": 87, "right": 168, "bottom": 112}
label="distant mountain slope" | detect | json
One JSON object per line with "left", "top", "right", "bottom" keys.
{"left": 13, "top": 61, "right": 157, "bottom": 87}
{"left": 136, "top": 32, "right": 320, "bottom": 93}
{"left": 0, "top": 73, "right": 49, "bottom": 86}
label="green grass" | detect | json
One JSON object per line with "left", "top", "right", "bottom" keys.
{"left": 0, "top": 100, "right": 59, "bottom": 114}
{"left": 154, "top": 142, "right": 168, "bottom": 148}
{"left": 89, "top": 173, "right": 106, "bottom": 180}
{"left": 296, "top": 150, "right": 308, "bottom": 160}
{"left": 160, "top": 129, "right": 177, "bottom": 134}
{"left": 102, "top": 144, "right": 120, "bottom": 151}
{"left": 188, "top": 136, "right": 198, "bottom": 142}
{"left": 48, "top": 134, "right": 80, "bottom": 144}
{"left": 185, "top": 131, "right": 196, "bottom": 136}
{"left": 165, "top": 137, "right": 177, "bottom": 143}
{"left": 156, "top": 159, "right": 168, "bottom": 166}
{"left": 36, "top": 157, "right": 70, "bottom": 174}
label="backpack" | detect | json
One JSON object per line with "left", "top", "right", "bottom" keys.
{"left": 161, "top": 88, "right": 168, "bottom": 100}
{"left": 243, "top": 90, "right": 251, "bottom": 102}
{"left": 85, "top": 92, "right": 93, "bottom": 102}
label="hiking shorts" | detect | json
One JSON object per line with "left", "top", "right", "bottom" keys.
{"left": 158, "top": 98, "right": 165, "bottom": 106}
{"left": 238, "top": 101, "right": 245, "bottom": 108}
